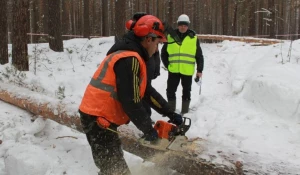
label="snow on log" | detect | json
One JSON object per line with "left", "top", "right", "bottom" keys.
{"left": 197, "top": 34, "right": 283, "bottom": 45}
{"left": 0, "top": 84, "right": 239, "bottom": 175}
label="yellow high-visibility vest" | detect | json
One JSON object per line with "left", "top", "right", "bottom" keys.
{"left": 167, "top": 34, "right": 197, "bottom": 76}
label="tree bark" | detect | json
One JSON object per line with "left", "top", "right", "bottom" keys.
{"left": 167, "top": 0, "right": 174, "bottom": 27}
{"left": 298, "top": 0, "right": 300, "bottom": 37}
{"left": 12, "top": 0, "right": 29, "bottom": 71}
{"left": 62, "top": 0, "right": 71, "bottom": 35}
{"left": 268, "top": 0, "right": 276, "bottom": 38}
{"left": 77, "top": 0, "right": 83, "bottom": 36}
{"left": 48, "top": 0, "right": 63, "bottom": 52}
{"left": 102, "top": 0, "right": 109, "bottom": 36}
{"left": 7, "top": 0, "right": 13, "bottom": 44}
{"left": 83, "top": 0, "right": 90, "bottom": 38}
{"left": 37, "top": 0, "right": 48, "bottom": 42}
{"left": 248, "top": 0, "right": 256, "bottom": 36}
{"left": 114, "top": 0, "right": 126, "bottom": 42}
{"left": 0, "top": 0, "right": 8, "bottom": 65}
{"left": 29, "top": 0, "right": 38, "bottom": 43}
{"left": 222, "top": 0, "right": 229, "bottom": 35}
{"left": 284, "top": 0, "right": 291, "bottom": 36}
{"left": 232, "top": 1, "right": 238, "bottom": 36}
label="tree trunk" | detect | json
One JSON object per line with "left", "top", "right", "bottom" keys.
{"left": 7, "top": 0, "right": 13, "bottom": 44}
{"left": 114, "top": 0, "right": 126, "bottom": 42}
{"left": 37, "top": 0, "right": 48, "bottom": 42}
{"left": 195, "top": 0, "right": 201, "bottom": 34}
{"left": 297, "top": 0, "right": 300, "bottom": 37}
{"left": 62, "top": 0, "right": 71, "bottom": 35}
{"left": 90, "top": 0, "right": 95, "bottom": 36}
{"left": 292, "top": 0, "right": 299, "bottom": 40}
{"left": 222, "top": 0, "right": 229, "bottom": 35}
{"left": 93, "top": 0, "right": 101, "bottom": 35}
{"left": 232, "top": 1, "right": 238, "bottom": 36}
{"left": 157, "top": 0, "right": 164, "bottom": 22}
{"left": 284, "top": 0, "right": 291, "bottom": 36}
{"left": 77, "top": 0, "right": 83, "bottom": 36}
{"left": 71, "top": 0, "right": 76, "bottom": 35}
{"left": 12, "top": 0, "right": 29, "bottom": 71}
{"left": 0, "top": 0, "right": 8, "bottom": 65}
{"left": 268, "top": 0, "right": 276, "bottom": 38}
{"left": 102, "top": 0, "right": 109, "bottom": 36}
{"left": 211, "top": 0, "right": 216, "bottom": 34}
{"left": 29, "top": 0, "right": 38, "bottom": 43}
{"left": 168, "top": 0, "right": 174, "bottom": 27}
{"left": 205, "top": 0, "right": 212, "bottom": 35}
{"left": 248, "top": 0, "right": 256, "bottom": 36}
{"left": 48, "top": 0, "right": 63, "bottom": 52}
{"left": 83, "top": 0, "right": 90, "bottom": 38}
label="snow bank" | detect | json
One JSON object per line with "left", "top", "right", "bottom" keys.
{"left": 4, "top": 144, "right": 51, "bottom": 175}
{"left": 227, "top": 40, "right": 300, "bottom": 121}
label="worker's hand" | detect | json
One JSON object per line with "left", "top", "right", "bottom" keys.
{"left": 196, "top": 72, "right": 202, "bottom": 78}
{"left": 143, "top": 128, "right": 158, "bottom": 141}
{"left": 194, "top": 73, "right": 202, "bottom": 86}
{"left": 168, "top": 112, "right": 183, "bottom": 126}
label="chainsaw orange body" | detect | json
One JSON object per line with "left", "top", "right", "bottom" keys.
{"left": 154, "top": 120, "right": 177, "bottom": 139}
{"left": 140, "top": 117, "right": 193, "bottom": 151}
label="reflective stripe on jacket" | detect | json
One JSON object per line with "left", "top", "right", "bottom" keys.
{"left": 79, "top": 50, "right": 147, "bottom": 125}
{"left": 167, "top": 34, "right": 197, "bottom": 75}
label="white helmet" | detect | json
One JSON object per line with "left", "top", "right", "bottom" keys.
{"left": 177, "top": 14, "right": 190, "bottom": 24}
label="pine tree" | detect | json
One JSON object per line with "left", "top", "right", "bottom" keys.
{"left": 12, "top": 0, "right": 29, "bottom": 71}
{"left": 48, "top": 0, "right": 63, "bottom": 52}
{"left": 0, "top": 0, "right": 8, "bottom": 65}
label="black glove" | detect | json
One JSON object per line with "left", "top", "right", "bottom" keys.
{"left": 143, "top": 128, "right": 158, "bottom": 141}
{"left": 168, "top": 112, "right": 183, "bottom": 126}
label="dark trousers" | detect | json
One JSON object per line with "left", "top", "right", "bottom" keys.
{"left": 80, "top": 112, "right": 131, "bottom": 175}
{"left": 142, "top": 100, "right": 152, "bottom": 116}
{"left": 166, "top": 72, "right": 192, "bottom": 101}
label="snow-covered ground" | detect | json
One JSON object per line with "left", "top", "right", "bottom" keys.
{"left": 0, "top": 37, "right": 300, "bottom": 175}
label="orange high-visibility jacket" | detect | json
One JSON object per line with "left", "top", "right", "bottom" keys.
{"left": 79, "top": 50, "right": 147, "bottom": 125}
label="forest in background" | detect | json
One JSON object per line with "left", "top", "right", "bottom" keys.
{"left": 0, "top": 0, "right": 300, "bottom": 70}
{"left": 2, "top": 0, "right": 300, "bottom": 43}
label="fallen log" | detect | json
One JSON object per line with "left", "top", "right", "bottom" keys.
{"left": 197, "top": 34, "right": 283, "bottom": 45}
{"left": 0, "top": 84, "right": 239, "bottom": 175}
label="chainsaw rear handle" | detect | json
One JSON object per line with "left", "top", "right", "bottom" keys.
{"left": 179, "top": 117, "right": 191, "bottom": 135}
{"left": 182, "top": 117, "right": 191, "bottom": 126}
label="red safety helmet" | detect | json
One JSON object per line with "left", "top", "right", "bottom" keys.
{"left": 132, "top": 15, "right": 166, "bottom": 42}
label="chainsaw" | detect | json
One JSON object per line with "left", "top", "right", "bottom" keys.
{"left": 139, "top": 117, "right": 193, "bottom": 151}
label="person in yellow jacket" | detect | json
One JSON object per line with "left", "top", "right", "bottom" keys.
{"left": 79, "top": 14, "right": 183, "bottom": 175}
{"left": 161, "top": 14, "right": 204, "bottom": 114}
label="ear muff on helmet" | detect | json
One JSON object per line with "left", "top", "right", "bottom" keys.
{"left": 125, "top": 20, "right": 138, "bottom": 31}
{"left": 125, "top": 20, "right": 133, "bottom": 30}
{"left": 133, "top": 16, "right": 164, "bottom": 36}
{"left": 125, "top": 12, "right": 147, "bottom": 31}
{"left": 133, "top": 23, "right": 152, "bottom": 37}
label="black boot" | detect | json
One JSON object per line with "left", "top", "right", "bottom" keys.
{"left": 168, "top": 100, "right": 176, "bottom": 112}
{"left": 181, "top": 100, "right": 190, "bottom": 114}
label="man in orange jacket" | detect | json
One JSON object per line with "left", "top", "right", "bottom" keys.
{"left": 79, "top": 14, "right": 183, "bottom": 175}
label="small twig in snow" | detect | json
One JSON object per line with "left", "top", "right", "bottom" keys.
{"left": 56, "top": 136, "right": 78, "bottom": 139}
